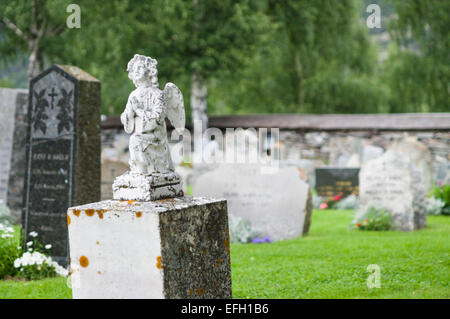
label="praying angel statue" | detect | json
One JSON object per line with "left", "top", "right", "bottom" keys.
{"left": 112, "top": 54, "right": 185, "bottom": 201}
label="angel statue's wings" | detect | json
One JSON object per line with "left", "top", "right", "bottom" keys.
{"left": 163, "top": 82, "right": 185, "bottom": 134}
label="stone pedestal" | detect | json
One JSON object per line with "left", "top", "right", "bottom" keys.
{"left": 67, "top": 197, "right": 231, "bottom": 299}
{"left": 112, "top": 171, "right": 184, "bottom": 201}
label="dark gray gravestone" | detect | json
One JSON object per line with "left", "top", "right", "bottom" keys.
{"left": 23, "top": 65, "right": 101, "bottom": 266}
{"left": 315, "top": 168, "right": 360, "bottom": 199}
{"left": 7, "top": 90, "right": 29, "bottom": 223}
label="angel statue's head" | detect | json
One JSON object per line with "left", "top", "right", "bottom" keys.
{"left": 127, "top": 54, "right": 159, "bottom": 88}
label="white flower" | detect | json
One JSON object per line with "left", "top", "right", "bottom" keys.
{"left": 1, "top": 234, "right": 13, "bottom": 238}
{"left": 13, "top": 251, "right": 69, "bottom": 277}
{"left": 45, "top": 244, "right": 52, "bottom": 249}
{"left": 26, "top": 241, "right": 33, "bottom": 246}
{"left": 29, "top": 231, "right": 38, "bottom": 237}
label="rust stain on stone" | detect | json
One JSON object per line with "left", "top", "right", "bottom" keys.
{"left": 196, "top": 288, "right": 205, "bottom": 295}
{"left": 157, "top": 198, "right": 176, "bottom": 204}
{"left": 203, "top": 249, "right": 207, "bottom": 255}
{"left": 156, "top": 256, "right": 163, "bottom": 269}
{"left": 67, "top": 214, "right": 71, "bottom": 226}
{"left": 135, "top": 212, "right": 142, "bottom": 218}
{"left": 79, "top": 256, "right": 89, "bottom": 268}
{"left": 189, "top": 289, "right": 193, "bottom": 296}
{"left": 97, "top": 271, "right": 102, "bottom": 275}
{"left": 97, "top": 209, "right": 106, "bottom": 219}
{"left": 297, "top": 167, "right": 307, "bottom": 181}
{"left": 96, "top": 241, "right": 100, "bottom": 245}
{"left": 224, "top": 235, "right": 230, "bottom": 253}
{"left": 127, "top": 200, "right": 136, "bottom": 204}
{"left": 219, "top": 258, "right": 223, "bottom": 264}
{"left": 73, "top": 209, "right": 81, "bottom": 217}
{"left": 181, "top": 247, "right": 185, "bottom": 254}
{"left": 85, "top": 209, "right": 95, "bottom": 216}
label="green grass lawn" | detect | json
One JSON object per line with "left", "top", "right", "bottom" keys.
{"left": 1, "top": 210, "right": 449, "bottom": 299}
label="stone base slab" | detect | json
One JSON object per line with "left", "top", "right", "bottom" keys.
{"left": 112, "top": 171, "right": 184, "bottom": 201}
{"left": 67, "top": 197, "right": 231, "bottom": 299}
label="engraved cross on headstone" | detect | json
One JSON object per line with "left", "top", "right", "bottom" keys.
{"left": 48, "top": 88, "right": 58, "bottom": 109}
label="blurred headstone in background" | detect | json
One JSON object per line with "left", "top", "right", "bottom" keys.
{"left": 358, "top": 151, "right": 427, "bottom": 231}
{"left": 101, "top": 159, "right": 128, "bottom": 200}
{"left": 0, "top": 88, "right": 27, "bottom": 222}
{"left": 193, "top": 164, "right": 312, "bottom": 241}
{"left": 315, "top": 168, "right": 360, "bottom": 200}
{"left": 6, "top": 89, "right": 29, "bottom": 223}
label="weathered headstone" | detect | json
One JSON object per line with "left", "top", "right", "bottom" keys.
{"left": 358, "top": 151, "right": 427, "bottom": 231}
{"left": 0, "top": 88, "right": 27, "bottom": 209}
{"left": 388, "top": 136, "right": 433, "bottom": 192}
{"left": 68, "top": 197, "right": 230, "bottom": 298}
{"left": 68, "top": 54, "right": 231, "bottom": 299}
{"left": 6, "top": 89, "right": 29, "bottom": 223}
{"left": 315, "top": 168, "right": 360, "bottom": 199}
{"left": 23, "top": 65, "right": 101, "bottom": 266}
{"left": 193, "top": 164, "right": 312, "bottom": 240}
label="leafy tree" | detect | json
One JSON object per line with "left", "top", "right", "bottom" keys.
{"left": 210, "top": 0, "right": 387, "bottom": 114}
{"left": 383, "top": 0, "right": 449, "bottom": 112}
{"left": 0, "top": 0, "right": 73, "bottom": 81}
{"left": 1, "top": 0, "right": 140, "bottom": 112}
{"left": 131, "top": 0, "right": 267, "bottom": 126}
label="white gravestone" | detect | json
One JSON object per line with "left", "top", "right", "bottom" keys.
{"left": 358, "top": 151, "right": 426, "bottom": 231}
{"left": 193, "top": 164, "right": 312, "bottom": 241}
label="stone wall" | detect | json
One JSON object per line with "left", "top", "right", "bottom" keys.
{"left": 98, "top": 114, "right": 450, "bottom": 197}
{"left": 101, "top": 126, "right": 449, "bottom": 173}
{"left": 278, "top": 130, "right": 450, "bottom": 170}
